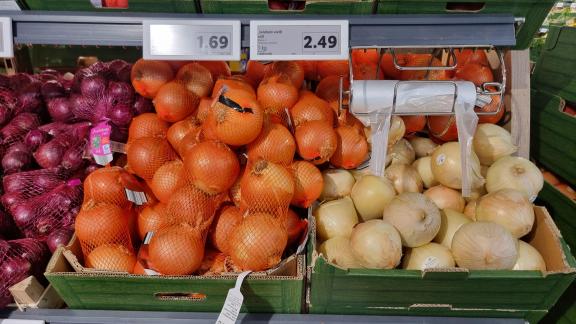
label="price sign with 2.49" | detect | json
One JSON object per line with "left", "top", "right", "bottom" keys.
{"left": 250, "top": 20, "right": 349, "bottom": 60}
{"left": 143, "top": 20, "right": 241, "bottom": 61}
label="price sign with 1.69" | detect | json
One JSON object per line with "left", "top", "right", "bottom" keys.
{"left": 250, "top": 20, "right": 348, "bottom": 60}
{"left": 143, "top": 20, "right": 241, "bottom": 61}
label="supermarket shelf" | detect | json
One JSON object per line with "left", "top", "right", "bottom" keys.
{"left": 0, "top": 308, "right": 526, "bottom": 324}
{"left": 0, "top": 11, "right": 516, "bottom": 47}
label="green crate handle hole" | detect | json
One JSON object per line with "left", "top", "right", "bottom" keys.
{"left": 445, "top": 2, "right": 486, "bottom": 13}
{"left": 153, "top": 292, "right": 207, "bottom": 302}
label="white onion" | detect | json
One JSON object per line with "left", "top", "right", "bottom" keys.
{"left": 409, "top": 136, "right": 438, "bottom": 158}
{"left": 513, "top": 241, "right": 546, "bottom": 272}
{"left": 424, "top": 185, "right": 465, "bottom": 212}
{"left": 434, "top": 209, "right": 471, "bottom": 248}
{"left": 451, "top": 222, "right": 519, "bottom": 270}
{"left": 350, "top": 168, "right": 373, "bottom": 181}
{"left": 431, "top": 142, "right": 485, "bottom": 190}
{"left": 476, "top": 189, "right": 535, "bottom": 238}
{"left": 351, "top": 175, "right": 396, "bottom": 222}
{"left": 413, "top": 157, "right": 439, "bottom": 188}
{"left": 319, "top": 169, "right": 356, "bottom": 201}
{"left": 382, "top": 192, "right": 441, "bottom": 247}
{"left": 384, "top": 164, "right": 423, "bottom": 194}
{"left": 349, "top": 219, "right": 402, "bottom": 269}
{"left": 388, "top": 116, "right": 406, "bottom": 147}
{"left": 473, "top": 124, "right": 518, "bottom": 166}
{"left": 402, "top": 242, "right": 455, "bottom": 270}
{"left": 314, "top": 196, "right": 359, "bottom": 242}
{"left": 387, "top": 138, "right": 415, "bottom": 166}
{"left": 319, "top": 236, "right": 363, "bottom": 269}
{"left": 463, "top": 200, "right": 477, "bottom": 221}
{"left": 486, "top": 156, "right": 543, "bottom": 202}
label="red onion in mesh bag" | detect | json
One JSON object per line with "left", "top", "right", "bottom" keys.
{"left": 41, "top": 80, "right": 65, "bottom": 100}
{"left": 61, "top": 140, "right": 87, "bottom": 171}
{"left": 37, "top": 69, "right": 60, "bottom": 82}
{"left": 132, "top": 95, "right": 154, "bottom": 115}
{"left": 80, "top": 75, "right": 107, "bottom": 99}
{"left": 0, "top": 209, "right": 18, "bottom": 239}
{"left": 2, "top": 167, "right": 70, "bottom": 196}
{"left": 24, "top": 130, "right": 50, "bottom": 151}
{"left": 33, "top": 139, "right": 67, "bottom": 169}
{"left": 110, "top": 124, "right": 129, "bottom": 143}
{"left": 11, "top": 180, "right": 83, "bottom": 239}
{"left": 2, "top": 149, "right": 32, "bottom": 174}
{"left": 70, "top": 94, "right": 97, "bottom": 122}
{"left": 47, "top": 98, "right": 73, "bottom": 122}
{"left": 108, "top": 102, "right": 133, "bottom": 127}
{"left": 107, "top": 59, "right": 131, "bottom": 83}
{"left": 2, "top": 192, "right": 25, "bottom": 211}
{"left": 108, "top": 81, "right": 134, "bottom": 105}
{"left": 9, "top": 74, "right": 35, "bottom": 93}
{"left": 16, "top": 81, "right": 42, "bottom": 114}
{"left": 0, "top": 88, "right": 18, "bottom": 127}
{"left": 0, "top": 113, "right": 41, "bottom": 148}
{"left": 0, "top": 74, "right": 10, "bottom": 88}
{"left": 38, "top": 121, "right": 91, "bottom": 137}
{"left": 46, "top": 228, "right": 73, "bottom": 253}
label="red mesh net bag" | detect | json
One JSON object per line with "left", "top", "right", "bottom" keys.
{"left": 315, "top": 75, "right": 350, "bottom": 113}
{"left": 257, "top": 74, "right": 299, "bottom": 118}
{"left": 228, "top": 212, "right": 288, "bottom": 271}
{"left": 0, "top": 113, "right": 41, "bottom": 149}
{"left": 165, "top": 184, "right": 224, "bottom": 234}
{"left": 126, "top": 137, "right": 176, "bottom": 181}
{"left": 0, "top": 238, "right": 50, "bottom": 308}
{"left": 10, "top": 180, "right": 83, "bottom": 240}
{"left": 83, "top": 166, "right": 141, "bottom": 209}
{"left": 289, "top": 161, "right": 323, "bottom": 209}
{"left": 240, "top": 159, "right": 295, "bottom": 219}
{"left": 127, "top": 113, "right": 170, "bottom": 144}
{"left": 246, "top": 118, "right": 296, "bottom": 166}
{"left": 208, "top": 204, "right": 243, "bottom": 254}
{"left": 85, "top": 243, "right": 137, "bottom": 273}
{"left": 75, "top": 200, "right": 134, "bottom": 263}
{"left": 263, "top": 61, "right": 304, "bottom": 88}
{"left": 33, "top": 121, "right": 91, "bottom": 169}
{"left": 290, "top": 91, "right": 335, "bottom": 128}
{"left": 137, "top": 202, "right": 168, "bottom": 241}
{"left": 149, "top": 160, "right": 187, "bottom": 204}
{"left": 2, "top": 167, "right": 72, "bottom": 210}
{"left": 147, "top": 223, "right": 205, "bottom": 275}
{"left": 176, "top": 63, "right": 214, "bottom": 98}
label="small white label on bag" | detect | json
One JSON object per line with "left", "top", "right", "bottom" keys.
{"left": 125, "top": 188, "right": 147, "bottom": 205}
{"left": 216, "top": 271, "right": 251, "bottom": 324}
{"left": 436, "top": 153, "right": 446, "bottom": 165}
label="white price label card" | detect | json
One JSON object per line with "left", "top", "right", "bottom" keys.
{"left": 143, "top": 20, "right": 241, "bottom": 61}
{"left": 0, "top": 17, "right": 13, "bottom": 58}
{"left": 0, "top": 320, "right": 45, "bottom": 324}
{"left": 216, "top": 271, "right": 252, "bottom": 324}
{"left": 250, "top": 20, "right": 348, "bottom": 61}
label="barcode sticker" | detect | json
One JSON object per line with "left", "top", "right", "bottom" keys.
{"left": 216, "top": 271, "right": 251, "bottom": 324}
{"left": 125, "top": 188, "right": 147, "bottom": 205}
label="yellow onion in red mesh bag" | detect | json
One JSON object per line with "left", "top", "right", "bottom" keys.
{"left": 290, "top": 92, "right": 335, "bottom": 128}
{"left": 137, "top": 202, "right": 168, "bottom": 240}
{"left": 167, "top": 117, "right": 202, "bottom": 154}
{"left": 290, "top": 161, "right": 323, "bottom": 208}
{"left": 229, "top": 212, "right": 288, "bottom": 271}
{"left": 75, "top": 201, "right": 132, "bottom": 256}
{"left": 131, "top": 59, "right": 174, "bottom": 99}
{"left": 154, "top": 81, "right": 200, "bottom": 123}
{"left": 150, "top": 160, "right": 187, "bottom": 203}
{"left": 176, "top": 62, "right": 214, "bottom": 98}
{"left": 240, "top": 159, "right": 295, "bottom": 215}
{"left": 264, "top": 61, "right": 305, "bottom": 88}
{"left": 184, "top": 140, "right": 239, "bottom": 195}
{"left": 212, "top": 88, "right": 264, "bottom": 146}
{"left": 128, "top": 113, "right": 170, "bottom": 143}
{"left": 166, "top": 184, "right": 222, "bottom": 230}
{"left": 295, "top": 120, "right": 337, "bottom": 165}
{"left": 330, "top": 125, "right": 369, "bottom": 170}
{"left": 210, "top": 205, "right": 244, "bottom": 254}
{"left": 127, "top": 137, "right": 176, "bottom": 181}
{"left": 247, "top": 121, "right": 296, "bottom": 166}
{"left": 83, "top": 166, "right": 136, "bottom": 208}
{"left": 149, "top": 223, "right": 205, "bottom": 275}
{"left": 86, "top": 244, "right": 136, "bottom": 273}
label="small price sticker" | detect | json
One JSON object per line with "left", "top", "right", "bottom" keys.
{"left": 250, "top": 20, "right": 348, "bottom": 60}
{"left": 0, "top": 17, "right": 14, "bottom": 58}
{"left": 143, "top": 20, "right": 241, "bottom": 61}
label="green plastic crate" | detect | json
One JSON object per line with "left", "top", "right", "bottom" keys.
{"left": 45, "top": 238, "right": 305, "bottom": 313}
{"left": 200, "top": 0, "right": 375, "bottom": 14}
{"left": 306, "top": 206, "right": 576, "bottom": 323}
{"left": 375, "top": 0, "right": 556, "bottom": 49}
{"left": 24, "top": 0, "right": 198, "bottom": 13}
{"left": 535, "top": 183, "right": 576, "bottom": 324}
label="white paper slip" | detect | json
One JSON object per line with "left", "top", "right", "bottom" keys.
{"left": 215, "top": 271, "right": 252, "bottom": 324}
{"left": 125, "top": 189, "right": 147, "bottom": 205}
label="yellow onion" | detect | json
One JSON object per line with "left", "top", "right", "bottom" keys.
{"left": 314, "top": 196, "right": 358, "bottom": 242}
{"left": 486, "top": 156, "right": 543, "bottom": 202}
{"left": 431, "top": 142, "right": 485, "bottom": 190}
{"left": 513, "top": 241, "right": 546, "bottom": 272}
{"left": 351, "top": 175, "right": 396, "bottom": 222}
{"left": 473, "top": 124, "right": 517, "bottom": 166}
{"left": 434, "top": 209, "right": 471, "bottom": 248}
{"left": 387, "top": 138, "right": 415, "bottom": 166}
{"left": 476, "top": 189, "right": 534, "bottom": 238}
{"left": 319, "top": 169, "right": 355, "bottom": 201}
{"left": 409, "top": 136, "right": 438, "bottom": 158}
{"left": 413, "top": 157, "right": 439, "bottom": 188}
{"left": 319, "top": 236, "right": 363, "bottom": 269}
{"left": 384, "top": 164, "right": 423, "bottom": 194}
{"left": 403, "top": 242, "right": 455, "bottom": 270}
{"left": 349, "top": 220, "right": 402, "bottom": 269}
{"left": 424, "top": 185, "right": 465, "bottom": 212}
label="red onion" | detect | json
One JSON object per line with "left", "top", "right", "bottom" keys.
{"left": 132, "top": 95, "right": 154, "bottom": 115}
{"left": 0, "top": 106, "right": 13, "bottom": 127}
{"left": 41, "top": 80, "right": 65, "bottom": 100}
{"left": 34, "top": 139, "right": 67, "bottom": 168}
{"left": 84, "top": 163, "right": 101, "bottom": 175}
{"left": 37, "top": 69, "right": 60, "bottom": 82}
{"left": 0, "top": 256, "right": 31, "bottom": 279}
{"left": 24, "top": 130, "right": 49, "bottom": 150}
{"left": 6, "top": 142, "right": 29, "bottom": 154}
{"left": 0, "top": 209, "right": 17, "bottom": 238}
{"left": 11, "top": 203, "right": 35, "bottom": 226}
{"left": 11, "top": 113, "right": 41, "bottom": 131}
{"left": 70, "top": 94, "right": 96, "bottom": 122}
{"left": 108, "top": 81, "right": 134, "bottom": 104}
{"left": 47, "top": 97, "right": 73, "bottom": 122}
{"left": 2, "top": 168, "right": 68, "bottom": 195}
{"left": 81, "top": 75, "right": 107, "bottom": 99}
{"left": 107, "top": 59, "right": 131, "bottom": 82}
{"left": 109, "top": 103, "right": 133, "bottom": 127}
{"left": 61, "top": 145, "right": 86, "bottom": 171}
{"left": 9, "top": 74, "right": 34, "bottom": 92}
{"left": 2, "top": 192, "right": 24, "bottom": 210}
{"left": 2, "top": 150, "right": 32, "bottom": 174}
{"left": 0, "top": 74, "right": 10, "bottom": 88}
{"left": 46, "top": 228, "right": 73, "bottom": 253}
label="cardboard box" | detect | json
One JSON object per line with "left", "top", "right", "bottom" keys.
{"left": 8, "top": 276, "right": 64, "bottom": 311}
{"left": 306, "top": 206, "right": 576, "bottom": 323}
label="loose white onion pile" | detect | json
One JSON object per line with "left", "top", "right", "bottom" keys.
{"left": 424, "top": 185, "right": 465, "bottom": 212}
{"left": 476, "top": 189, "right": 535, "bottom": 238}
{"left": 385, "top": 164, "right": 423, "bottom": 194}
{"left": 319, "top": 236, "right": 363, "bottom": 269}
{"left": 431, "top": 142, "right": 485, "bottom": 190}
{"left": 473, "top": 124, "right": 517, "bottom": 166}
{"left": 351, "top": 175, "right": 395, "bottom": 222}
{"left": 486, "top": 156, "right": 543, "bottom": 202}
{"left": 314, "top": 196, "right": 358, "bottom": 241}
{"left": 319, "top": 169, "right": 356, "bottom": 201}
{"left": 350, "top": 220, "right": 402, "bottom": 269}
{"left": 413, "top": 157, "right": 439, "bottom": 189}
{"left": 434, "top": 209, "right": 471, "bottom": 248}
{"left": 403, "top": 242, "right": 455, "bottom": 270}
{"left": 409, "top": 136, "right": 438, "bottom": 158}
